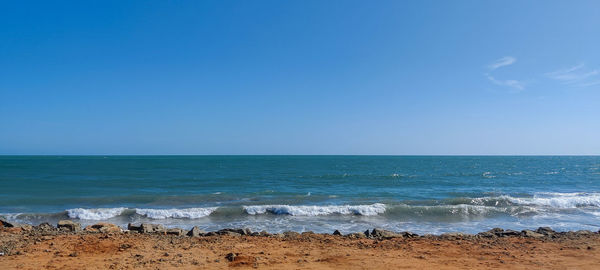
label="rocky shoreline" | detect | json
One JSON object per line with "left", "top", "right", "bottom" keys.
{"left": 3, "top": 218, "right": 600, "bottom": 269}
{"left": 1, "top": 218, "right": 597, "bottom": 241}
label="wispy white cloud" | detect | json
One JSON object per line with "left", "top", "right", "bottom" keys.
{"left": 546, "top": 63, "right": 600, "bottom": 87}
{"left": 487, "top": 56, "right": 516, "bottom": 70}
{"left": 485, "top": 74, "right": 525, "bottom": 91}
{"left": 484, "top": 56, "right": 524, "bottom": 91}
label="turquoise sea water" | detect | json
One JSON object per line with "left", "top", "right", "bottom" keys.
{"left": 1, "top": 156, "right": 600, "bottom": 234}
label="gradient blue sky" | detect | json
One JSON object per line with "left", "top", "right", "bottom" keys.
{"left": 1, "top": 1, "right": 599, "bottom": 155}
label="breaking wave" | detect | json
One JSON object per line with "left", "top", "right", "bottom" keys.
{"left": 135, "top": 207, "right": 218, "bottom": 219}
{"left": 25, "top": 192, "right": 600, "bottom": 222}
{"left": 66, "top": 207, "right": 218, "bottom": 220}
{"left": 244, "top": 203, "right": 386, "bottom": 216}
{"left": 506, "top": 192, "right": 600, "bottom": 208}
{"left": 67, "top": 207, "right": 127, "bottom": 220}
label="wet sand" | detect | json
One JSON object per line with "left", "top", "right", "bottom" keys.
{"left": 2, "top": 225, "right": 600, "bottom": 269}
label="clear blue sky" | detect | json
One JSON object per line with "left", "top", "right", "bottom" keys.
{"left": 1, "top": 1, "right": 599, "bottom": 155}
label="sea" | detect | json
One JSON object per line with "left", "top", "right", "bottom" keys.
{"left": 1, "top": 156, "right": 600, "bottom": 234}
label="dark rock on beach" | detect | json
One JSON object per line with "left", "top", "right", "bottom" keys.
{"left": 31, "top": 223, "right": 58, "bottom": 236}
{"left": 142, "top": 224, "right": 165, "bottom": 234}
{"left": 332, "top": 230, "right": 342, "bottom": 236}
{"left": 440, "top": 232, "right": 471, "bottom": 239}
{"left": 346, "top": 232, "right": 366, "bottom": 239}
{"left": 127, "top": 223, "right": 141, "bottom": 232}
{"left": 225, "top": 252, "right": 237, "bottom": 262}
{"left": 217, "top": 228, "right": 244, "bottom": 236}
{"left": 127, "top": 223, "right": 165, "bottom": 234}
{"left": 283, "top": 231, "right": 300, "bottom": 238}
{"left": 84, "top": 223, "right": 122, "bottom": 233}
{"left": 57, "top": 220, "right": 81, "bottom": 233}
{"left": 370, "top": 228, "right": 401, "bottom": 239}
{"left": 187, "top": 226, "right": 206, "bottom": 237}
{"left": 478, "top": 228, "right": 504, "bottom": 238}
{"left": 0, "top": 218, "right": 15, "bottom": 228}
{"left": 166, "top": 228, "right": 185, "bottom": 236}
{"left": 401, "top": 231, "right": 419, "bottom": 238}
{"left": 536, "top": 227, "right": 555, "bottom": 236}
{"left": 501, "top": 229, "right": 521, "bottom": 237}
{"left": 521, "top": 230, "right": 544, "bottom": 238}
{"left": 0, "top": 218, "right": 32, "bottom": 231}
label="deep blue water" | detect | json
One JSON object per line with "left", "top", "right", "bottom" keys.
{"left": 1, "top": 156, "right": 600, "bottom": 234}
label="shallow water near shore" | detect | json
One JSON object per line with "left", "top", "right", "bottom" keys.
{"left": 1, "top": 156, "right": 600, "bottom": 234}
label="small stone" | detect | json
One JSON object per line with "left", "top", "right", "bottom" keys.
{"left": 333, "top": 230, "right": 342, "bottom": 236}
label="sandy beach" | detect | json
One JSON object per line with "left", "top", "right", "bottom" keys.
{"left": 2, "top": 221, "right": 600, "bottom": 269}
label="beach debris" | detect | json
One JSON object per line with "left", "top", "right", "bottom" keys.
{"left": 332, "top": 230, "right": 342, "bottom": 236}
{"left": 84, "top": 223, "right": 122, "bottom": 233}
{"left": 57, "top": 220, "right": 82, "bottom": 232}
{"left": 187, "top": 226, "right": 206, "bottom": 237}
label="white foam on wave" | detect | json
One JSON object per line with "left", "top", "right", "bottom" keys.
{"left": 67, "top": 208, "right": 126, "bottom": 220}
{"left": 0, "top": 213, "right": 23, "bottom": 220}
{"left": 243, "top": 203, "right": 386, "bottom": 216}
{"left": 135, "top": 207, "right": 217, "bottom": 219}
{"left": 507, "top": 192, "right": 600, "bottom": 208}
